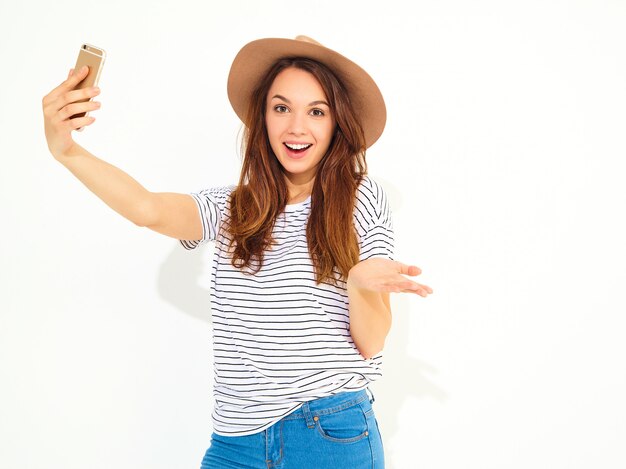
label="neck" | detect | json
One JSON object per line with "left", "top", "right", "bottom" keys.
{"left": 284, "top": 173, "right": 315, "bottom": 204}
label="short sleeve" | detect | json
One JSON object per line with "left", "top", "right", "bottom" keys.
{"left": 354, "top": 177, "right": 395, "bottom": 261}
{"left": 179, "top": 185, "right": 235, "bottom": 250}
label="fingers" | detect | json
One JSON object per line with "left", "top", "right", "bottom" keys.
{"left": 44, "top": 86, "right": 100, "bottom": 122}
{"left": 63, "top": 64, "right": 90, "bottom": 91}
{"left": 45, "top": 65, "right": 90, "bottom": 104}
{"left": 353, "top": 258, "right": 432, "bottom": 297}
{"left": 403, "top": 284, "right": 432, "bottom": 297}
{"left": 69, "top": 115, "right": 96, "bottom": 131}
{"left": 58, "top": 98, "right": 101, "bottom": 121}
{"left": 384, "top": 280, "right": 433, "bottom": 297}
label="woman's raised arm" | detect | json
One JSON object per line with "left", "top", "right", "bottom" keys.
{"left": 42, "top": 66, "right": 202, "bottom": 241}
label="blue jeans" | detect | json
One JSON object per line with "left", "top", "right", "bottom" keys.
{"left": 200, "top": 388, "right": 384, "bottom": 468}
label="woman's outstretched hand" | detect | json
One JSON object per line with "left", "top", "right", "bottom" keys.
{"left": 42, "top": 66, "right": 102, "bottom": 159}
{"left": 347, "top": 258, "right": 433, "bottom": 297}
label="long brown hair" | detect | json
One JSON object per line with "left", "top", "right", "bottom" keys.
{"left": 227, "top": 57, "right": 368, "bottom": 286}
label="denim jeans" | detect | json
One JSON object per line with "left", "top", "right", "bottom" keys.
{"left": 199, "top": 388, "right": 384, "bottom": 468}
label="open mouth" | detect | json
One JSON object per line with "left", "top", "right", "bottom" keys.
{"left": 284, "top": 142, "right": 312, "bottom": 154}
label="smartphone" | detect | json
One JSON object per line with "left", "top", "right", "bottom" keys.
{"left": 71, "top": 43, "right": 106, "bottom": 131}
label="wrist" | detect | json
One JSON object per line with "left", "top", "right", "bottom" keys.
{"left": 347, "top": 262, "right": 371, "bottom": 293}
{"left": 53, "top": 141, "right": 82, "bottom": 162}
{"left": 346, "top": 267, "right": 360, "bottom": 291}
{"left": 346, "top": 275, "right": 372, "bottom": 296}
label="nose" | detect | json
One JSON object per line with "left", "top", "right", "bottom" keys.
{"left": 287, "top": 111, "right": 307, "bottom": 136}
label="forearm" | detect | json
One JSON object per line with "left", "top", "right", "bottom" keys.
{"left": 55, "top": 143, "right": 154, "bottom": 226}
{"left": 347, "top": 285, "right": 391, "bottom": 359}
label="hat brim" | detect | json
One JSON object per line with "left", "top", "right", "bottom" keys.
{"left": 227, "top": 37, "right": 386, "bottom": 149}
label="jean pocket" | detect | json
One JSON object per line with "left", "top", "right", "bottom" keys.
{"left": 314, "top": 403, "right": 370, "bottom": 444}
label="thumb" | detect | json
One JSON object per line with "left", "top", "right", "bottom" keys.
{"left": 407, "top": 265, "right": 421, "bottom": 276}
{"left": 396, "top": 262, "right": 421, "bottom": 276}
{"left": 68, "top": 68, "right": 74, "bottom": 78}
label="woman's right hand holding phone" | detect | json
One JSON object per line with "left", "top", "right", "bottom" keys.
{"left": 42, "top": 65, "right": 101, "bottom": 159}
{"left": 40, "top": 66, "right": 203, "bottom": 241}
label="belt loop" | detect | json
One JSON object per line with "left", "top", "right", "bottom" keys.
{"left": 366, "top": 387, "right": 375, "bottom": 404}
{"left": 302, "top": 401, "right": 315, "bottom": 428}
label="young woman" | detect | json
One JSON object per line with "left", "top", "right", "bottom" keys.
{"left": 42, "top": 35, "right": 433, "bottom": 469}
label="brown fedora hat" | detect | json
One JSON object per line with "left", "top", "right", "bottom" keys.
{"left": 227, "top": 35, "right": 386, "bottom": 149}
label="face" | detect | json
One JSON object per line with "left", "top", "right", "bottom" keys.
{"left": 265, "top": 67, "right": 335, "bottom": 187}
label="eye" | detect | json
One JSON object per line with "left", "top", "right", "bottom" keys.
{"left": 274, "top": 104, "right": 289, "bottom": 113}
{"left": 310, "top": 108, "right": 325, "bottom": 117}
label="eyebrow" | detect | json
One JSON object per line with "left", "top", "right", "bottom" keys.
{"left": 270, "top": 94, "right": 330, "bottom": 107}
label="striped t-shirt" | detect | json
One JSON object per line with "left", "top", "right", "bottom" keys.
{"left": 180, "top": 175, "right": 394, "bottom": 436}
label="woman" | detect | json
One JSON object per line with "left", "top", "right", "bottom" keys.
{"left": 42, "top": 35, "right": 433, "bottom": 469}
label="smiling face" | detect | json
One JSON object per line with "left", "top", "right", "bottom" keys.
{"left": 265, "top": 67, "right": 336, "bottom": 193}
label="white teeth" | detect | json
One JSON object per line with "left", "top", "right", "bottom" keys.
{"left": 285, "top": 143, "right": 312, "bottom": 150}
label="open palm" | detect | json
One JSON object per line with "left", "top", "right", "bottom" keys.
{"left": 347, "top": 258, "right": 433, "bottom": 297}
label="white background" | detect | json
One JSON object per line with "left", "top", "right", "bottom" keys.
{"left": 1, "top": 1, "right": 625, "bottom": 468}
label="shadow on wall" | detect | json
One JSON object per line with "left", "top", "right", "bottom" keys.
{"left": 370, "top": 294, "right": 447, "bottom": 468}
{"left": 156, "top": 243, "right": 213, "bottom": 324}
{"left": 154, "top": 180, "right": 446, "bottom": 468}
{"left": 371, "top": 178, "right": 447, "bottom": 468}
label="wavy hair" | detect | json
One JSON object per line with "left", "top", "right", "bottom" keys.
{"left": 227, "top": 57, "right": 367, "bottom": 286}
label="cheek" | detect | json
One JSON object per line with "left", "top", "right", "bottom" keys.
{"left": 265, "top": 123, "right": 284, "bottom": 156}
{"left": 318, "top": 122, "right": 335, "bottom": 145}
{"left": 266, "top": 116, "right": 284, "bottom": 140}
{"left": 265, "top": 118, "right": 278, "bottom": 144}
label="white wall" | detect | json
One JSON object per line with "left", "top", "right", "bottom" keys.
{"left": 1, "top": 1, "right": 625, "bottom": 468}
